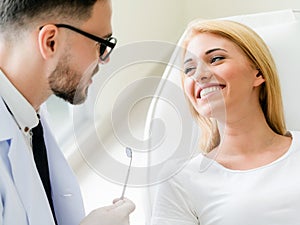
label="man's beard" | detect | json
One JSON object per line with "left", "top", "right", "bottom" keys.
{"left": 48, "top": 58, "right": 98, "bottom": 105}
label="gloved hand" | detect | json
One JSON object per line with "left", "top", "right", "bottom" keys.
{"left": 80, "top": 198, "right": 135, "bottom": 225}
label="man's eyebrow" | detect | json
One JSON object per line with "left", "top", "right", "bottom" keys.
{"left": 205, "top": 48, "right": 227, "bottom": 55}
{"left": 103, "top": 33, "right": 112, "bottom": 39}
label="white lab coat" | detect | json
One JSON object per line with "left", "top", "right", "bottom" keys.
{"left": 0, "top": 98, "right": 85, "bottom": 225}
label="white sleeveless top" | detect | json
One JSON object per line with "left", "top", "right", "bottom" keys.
{"left": 151, "top": 131, "right": 300, "bottom": 225}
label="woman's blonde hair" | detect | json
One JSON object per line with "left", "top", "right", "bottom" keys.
{"left": 181, "top": 20, "right": 287, "bottom": 153}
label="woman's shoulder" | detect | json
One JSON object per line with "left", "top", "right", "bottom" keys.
{"left": 288, "top": 130, "right": 300, "bottom": 147}
{"left": 285, "top": 131, "right": 300, "bottom": 154}
{"left": 163, "top": 153, "right": 208, "bottom": 181}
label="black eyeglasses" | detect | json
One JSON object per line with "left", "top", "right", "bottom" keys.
{"left": 40, "top": 24, "right": 117, "bottom": 61}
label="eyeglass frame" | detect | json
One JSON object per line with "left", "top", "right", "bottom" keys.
{"left": 39, "top": 23, "right": 117, "bottom": 61}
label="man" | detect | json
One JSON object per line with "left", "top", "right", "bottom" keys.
{"left": 0, "top": 0, "right": 135, "bottom": 225}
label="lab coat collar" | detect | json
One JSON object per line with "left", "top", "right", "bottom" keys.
{"left": 0, "top": 99, "right": 13, "bottom": 141}
{"left": 0, "top": 69, "right": 39, "bottom": 134}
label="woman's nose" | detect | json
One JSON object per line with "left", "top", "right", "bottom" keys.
{"left": 192, "top": 63, "right": 212, "bottom": 82}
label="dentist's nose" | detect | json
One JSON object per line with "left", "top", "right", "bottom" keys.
{"left": 192, "top": 62, "right": 212, "bottom": 82}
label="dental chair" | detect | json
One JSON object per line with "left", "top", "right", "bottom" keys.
{"left": 144, "top": 9, "right": 300, "bottom": 223}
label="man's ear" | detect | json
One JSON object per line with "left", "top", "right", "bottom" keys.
{"left": 38, "top": 25, "right": 60, "bottom": 59}
{"left": 253, "top": 69, "right": 265, "bottom": 87}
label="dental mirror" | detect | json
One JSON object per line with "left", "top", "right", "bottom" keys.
{"left": 120, "top": 147, "right": 132, "bottom": 199}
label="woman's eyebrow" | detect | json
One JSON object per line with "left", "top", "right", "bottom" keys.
{"left": 184, "top": 58, "right": 193, "bottom": 64}
{"left": 205, "top": 48, "right": 227, "bottom": 55}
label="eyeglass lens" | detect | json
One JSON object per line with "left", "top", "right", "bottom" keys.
{"left": 99, "top": 37, "right": 117, "bottom": 60}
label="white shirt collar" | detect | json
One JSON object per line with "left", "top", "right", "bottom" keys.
{"left": 0, "top": 69, "right": 39, "bottom": 134}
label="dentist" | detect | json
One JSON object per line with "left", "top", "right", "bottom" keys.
{"left": 0, "top": 0, "right": 135, "bottom": 225}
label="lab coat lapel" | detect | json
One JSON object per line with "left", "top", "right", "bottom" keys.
{"left": 0, "top": 101, "right": 27, "bottom": 224}
{"left": 41, "top": 113, "right": 85, "bottom": 225}
{"left": 3, "top": 108, "right": 55, "bottom": 224}
{"left": 1, "top": 98, "right": 84, "bottom": 225}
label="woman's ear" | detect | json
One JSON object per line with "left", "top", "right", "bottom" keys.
{"left": 38, "top": 25, "right": 59, "bottom": 59}
{"left": 253, "top": 69, "right": 265, "bottom": 87}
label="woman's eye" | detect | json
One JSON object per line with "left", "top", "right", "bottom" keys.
{"left": 210, "top": 56, "right": 224, "bottom": 64}
{"left": 184, "top": 67, "right": 196, "bottom": 76}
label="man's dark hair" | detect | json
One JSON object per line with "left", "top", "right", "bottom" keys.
{"left": 0, "top": 0, "right": 100, "bottom": 34}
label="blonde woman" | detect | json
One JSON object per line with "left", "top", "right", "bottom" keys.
{"left": 151, "top": 20, "right": 299, "bottom": 225}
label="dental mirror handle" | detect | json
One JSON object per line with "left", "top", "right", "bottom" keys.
{"left": 120, "top": 147, "right": 132, "bottom": 199}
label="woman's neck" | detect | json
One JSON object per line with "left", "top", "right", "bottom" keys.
{"left": 217, "top": 108, "right": 280, "bottom": 155}
{"left": 207, "top": 109, "right": 292, "bottom": 170}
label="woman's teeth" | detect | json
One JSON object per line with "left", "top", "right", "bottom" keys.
{"left": 200, "top": 86, "right": 222, "bottom": 98}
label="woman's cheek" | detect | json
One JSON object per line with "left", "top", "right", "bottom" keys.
{"left": 183, "top": 77, "right": 196, "bottom": 105}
